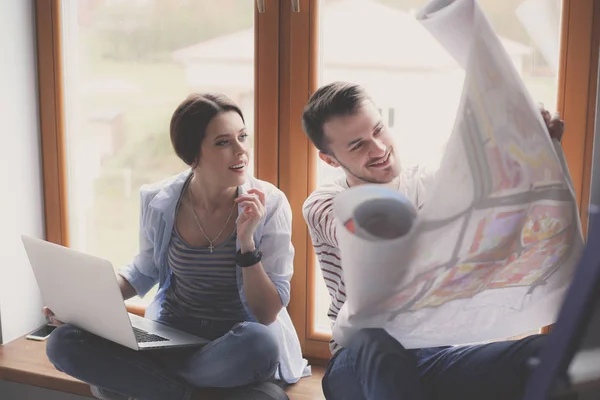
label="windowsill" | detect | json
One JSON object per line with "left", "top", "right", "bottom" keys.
{"left": 0, "top": 335, "right": 92, "bottom": 397}
{"left": 0, "top": 332, "right": 327, "bottom": 399}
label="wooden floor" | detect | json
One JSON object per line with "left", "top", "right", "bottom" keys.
{"left": 0, "top": 336, "right": 325, "bottom": 399}
{"left": 285, "top": 367, "right": 325, "bottom": 400}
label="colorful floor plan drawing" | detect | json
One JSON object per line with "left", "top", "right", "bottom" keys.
{"left": 409, "top": 218, "right": 465, "bottom": 267}
{"left": 372, "top": 269, "right": 439, "bottom": 314}
{"left": 331, "top": 0, "right": 583, "bottom": 350}
{"left": 470, "top": 68, "right": 565, "bottom": 197}
{"left": 467, "top": 208, "right": 529, "bottom": 261}
{"left": 411, "top": 260, "right": 505, "bottom": 310}
{"left": 485, "top": 144, "right": 528, "bottom": 195}
{"left": 487, "top": 230, "right": 572, "bottom": 289}
{"left": 484, "top": 141, "right": 563, "bottom": 197}
{"left": 390, "top": 210, "right": 575, "bottom": 312}
{"left": 521, "top": 203, "right": 573, "bottom": 246}
{"left": 505, "top": 142, "right": 564, "bottom": 184}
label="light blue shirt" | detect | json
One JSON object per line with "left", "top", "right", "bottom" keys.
{"left": 119, "top": 170, "right": 310, "bottom": 383}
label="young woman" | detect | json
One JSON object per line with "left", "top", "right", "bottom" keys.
{"left": 44, "top": 93, "right": 308, "bottom": 400}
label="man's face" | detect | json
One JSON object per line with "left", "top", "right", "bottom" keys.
{"left": 320, "top": 101, "right": 400, "bottom": 186}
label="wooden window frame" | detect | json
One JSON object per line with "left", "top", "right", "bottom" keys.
{"left": 556, "top": 0, "right": 600, "bottom": 236}
{"left": 280, "top": 0, "right": 600, "bottom": 359}
{"left": 35, "top": 0, "right": 69, "bottom": 246}
{"left": 34, "top": 0, "right": 281, "bottom": 248}
{"left": 279, "top": 0, "right": 332, "bottom": 361}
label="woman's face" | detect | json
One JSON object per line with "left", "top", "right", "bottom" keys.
{"left": 194, "top": 111, "right": 250, "bottom": 188}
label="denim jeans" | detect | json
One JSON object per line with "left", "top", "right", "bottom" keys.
{"left": 323, "top": 328, "right": 549, "bottom": 400}
{"left": 46, "top": 316, "right": 280, "bottom": 400}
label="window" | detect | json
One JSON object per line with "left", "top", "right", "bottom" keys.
{"left": 70, "top": 0, "right": 255, "bottom": 305}
{"left": 311, "top": 0, "right": 564, "bottom": 336}
{"left": 35, "top": 0, "right": 279, "bottom": 306}
{"left": 279, "top": 0, "right": 599, "bottom": 359}
{"left": 37, "top": 0, "right": 599, "bottom": 360}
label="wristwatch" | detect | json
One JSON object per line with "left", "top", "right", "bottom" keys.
{"left": 236, "top": 248, "right": 262, "bottom": 268}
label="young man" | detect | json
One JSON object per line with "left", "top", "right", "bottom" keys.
{"left": 302, "top": 81, "right": 566, "bottom": 400}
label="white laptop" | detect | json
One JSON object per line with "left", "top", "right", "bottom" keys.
{"left": 21, "top": 235, "right": 209, "bottom": 350}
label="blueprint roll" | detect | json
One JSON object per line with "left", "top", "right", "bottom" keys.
{"left": 331, "top": 0, "right": 583, "bottom": 350}
{"left": 344, "top": 195, "right": 417, "bottom": 240}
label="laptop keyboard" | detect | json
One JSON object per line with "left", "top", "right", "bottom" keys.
{"left": 133, "top": 327, "right": 169, "bottom": 343}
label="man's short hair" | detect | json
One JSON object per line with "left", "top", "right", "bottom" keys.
{"left": 301, "top": 81, "right": 373, "bottom": 153}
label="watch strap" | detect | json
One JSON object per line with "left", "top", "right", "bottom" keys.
{"left": 236, "top": 248, "right": 262, "bottom": 268}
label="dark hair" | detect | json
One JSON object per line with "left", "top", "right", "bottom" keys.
{"left": 301, "top": 81, "right": 373, "bottom": 153}
{"left": 170, "top": 93, "right": 245, "bottom": 166}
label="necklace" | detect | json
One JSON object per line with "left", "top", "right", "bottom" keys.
{"left": 187, "top": 184, "right": 236, "bottom": 253}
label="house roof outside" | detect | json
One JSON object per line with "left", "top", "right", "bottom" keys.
{"left": 172, "top": 0, "right": 531, "bottom": 70}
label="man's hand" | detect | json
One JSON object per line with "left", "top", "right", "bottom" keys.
{"left": 539, "top": 105, "right": 565, "bottom": 142}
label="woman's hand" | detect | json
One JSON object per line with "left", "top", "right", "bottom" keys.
{"left": 42, "top": 306, "right": 64, "bottom": 326}
{"left": 235, "top": 189, "right": 266, "bottom": 252}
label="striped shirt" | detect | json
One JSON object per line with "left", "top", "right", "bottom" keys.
{"left": 302, "top": 166, "right": 433, "bottom": 355}
{"left": 118, "top": 169, "right": 308, "bottom": 383}
{"left": 161, "top": 229, "right": 247, "bottom": 321}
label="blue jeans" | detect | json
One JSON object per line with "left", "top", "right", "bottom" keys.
{"left": 323, "top": 328, "right": 547, "bottom": 400}
{"left": 46, "top": 316, "right": 279, "bottom": 400}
